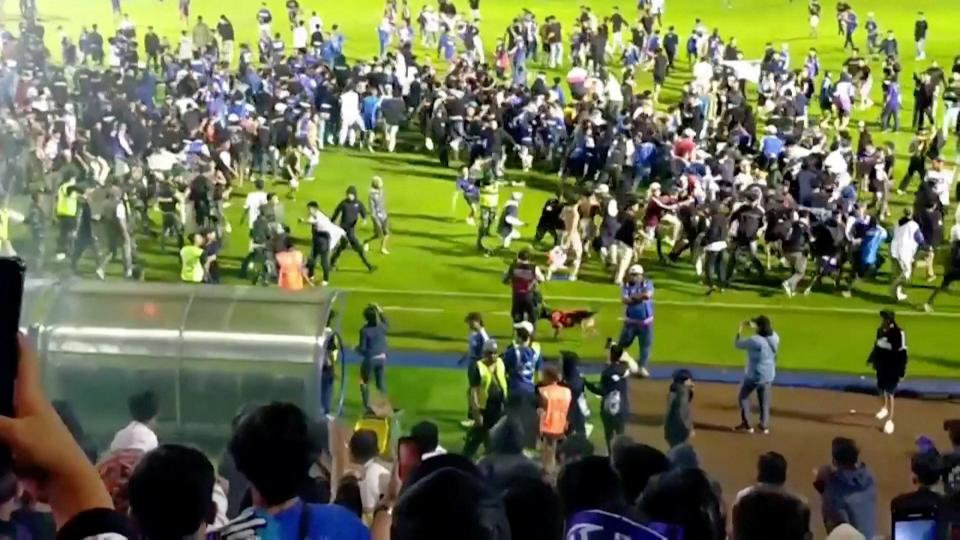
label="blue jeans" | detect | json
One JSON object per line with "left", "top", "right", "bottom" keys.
{"left": 360, "top": 356, "right": 386, "bottom": 410}
{"left": 320, "top": 373, "right": 334, "bottom": 415}
{"left": 738, "top": 379, "right": 772, "bottom": 428}
{"left": 618, "top": 323, "right": 653, "bottom": 367}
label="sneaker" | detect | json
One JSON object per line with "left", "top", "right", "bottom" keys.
{"left": 927, "top": 275, "right": 937, "bottom": 283}
{"left": 380, "top": 248, "right": 390, "bottom": 255}
{"left": 733, "top": 424, "right": 755, "bottom": 434}
{"left": 363, "top": 243, "right": 370, "bottom": 252}
{"left": 95, "top": 268, "right": 106, "bottom": 280}
{"left": 368, "top": 265, "right": 378, "bottom": 273}
{"left": 569, "top": 274, "right": 578, "bottom": 282}
{"left": 841, "top": 290, "right": 852, "bottom": 298}
{"left": 466, "top": 217, "right": 476, "bottom": 226}
{"left": 875, "top": 407, "right": 889, "bottom": 420}
{"left": 585, "top": 423, "right": 595, "bottom": 438}
{"left": 923, "top": 303, "right": 933, "bottom": 313}
{"left": 638, "top": 367, "right": 651, "bottom": 378}
{"left": 896, "top": 290, "right": 909, "bottom": 302}
{"left": 759, "top": 426, "right": 770, "bottom": 435}
{"left": 782, "top": 281, "right": 794, "bottom": 298}
{"left": 320, "top": 281, "right": 329, "bottom": 287}
{"left": 460, "top": 419, "right": 475, "bottom": 429}
{"left": 55, "top": 253, "right": 66, "bottom": 261}
{"left": 883, "top": 419, "right": 895, "bottom": 434}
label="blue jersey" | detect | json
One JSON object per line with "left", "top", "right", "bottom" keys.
{"left": 467, "top": 328, "right": 489, "bottom": 361}
{"left": 622, "top": 279, "right": 654, "bottom": 325}
{"left": 504, "top": 342, "right": 541, "bottom": 394}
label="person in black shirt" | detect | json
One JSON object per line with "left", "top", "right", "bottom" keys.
{"left": 725, "top": 198, "right": 766, "bottom": 287}
{"left": 217, "top": 15, "right": 235, "bottom": 63}
{"left": 924, "top": 220, "right": 960, "bottom": 312}
{"left": 914, "top": 12, "right": 928, "bottom": 61}
{"left": 330, "top": 186, "right": 375, "bottom": 272}
{"left": 144, "top": 26, "right": 160, "bottom": 70}
{"left": 703, "top": 204, "right": 729, "bottom": 294}
{"left": 891, "top": 452, "right": 943, "bottom": 531}
{"left": 585, "top": 344, "right": 631, "bottom": 452}
{"left": 781, "top": 211, "right": 812, "bottom": 297}
{"left": 663, "top": 26, "right": 679, "bottom": 69}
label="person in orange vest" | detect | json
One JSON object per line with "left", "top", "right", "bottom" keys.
{"left": 538, "top": 363, "right": 572, "bottom": 474}
{"left": 275, "top": 238, "right": 313, "bottom": 290}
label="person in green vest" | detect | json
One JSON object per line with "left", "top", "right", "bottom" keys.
{"left": 463, "top": 339, "right": 508, "bottom": 458}
{"left": 55, "top": 176, "right": 80, "bottom": 260}
{"left": 0, "top": 205, "right": 25, "bottom": 257}
{"left": 179, "top": 232, "right": 206, "bottom": 283}
{"left": 476, "top": 164, "right": 499, "bottom": 255}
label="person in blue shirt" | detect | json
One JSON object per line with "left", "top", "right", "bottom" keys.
{"left": 843, "top": 215, "right": 887, "bottom": 297}
{"left": 618, "top": 264, "right": 654, "bottom": 378}
{"left": 356, "top": 304, "right": 389, "bottom": 413}
{"left": 503, "top": 321, "right": 542, "bottom": 397}
{"left": 459, "top": 312, "right": 489, "bottom": 428}
{"left": 219, "top": 402, "right": 370, "bottom": 540}
{"left": 733, "top": 316, "right": 779, "bottom": 434}
{"left": 360, "top": 88, "right": 381, "bottom": 151}
{"left": 759, "top": 125, "right": 784, "bottom": 163}
{"left": 864, "top": 13, "right": 879, "bottom": 56}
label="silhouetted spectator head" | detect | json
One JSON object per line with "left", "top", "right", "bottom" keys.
{"left": 733, "top": 488, "right": 811, "bottom": 540}
{"left": 612, "top": 443, "right": 670, "bottom": 504}
{"left": 333, "top": 475, "right": 363, "bottom": 518}
{"left": 911, "top": 451, "right": 941, "bottom": 488}
{"left": 129, "top": 390, "right": 159, "bottom": 424}
{"left": 410, "top": 421, "right": 440, "bottom": 456}
{"left": 129, "top": 444, "right": 215, "bottom": 540}
{"left": 349, "top": 429, "right": 380, "bottom": 464}
{"left": 757, "top": 451, "right": 788, "bottom": 486}
{"left": 641, "top": 468, "right": 726, "bottom": 540}
{"left": 502, "top": 477, "right": 563, "bottom": 540}
{"left": 558, "top": 456, "right": 624, "bottom": 518}
{"left": 228, "top": 402, "right": 312, "bottom": 506}
{"left": 831, "top": 437, "right": 860, "bottom": 469}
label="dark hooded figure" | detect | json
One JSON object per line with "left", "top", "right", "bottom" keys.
{"left": 867, "top": 310, "right": 907, "bottom": 435}
{"left": 664, "top": 369, "right": 695, "bottom": 448}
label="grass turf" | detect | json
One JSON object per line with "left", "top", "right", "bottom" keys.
{"left": 7, "top": 0, "right": 960, "bottom": 448}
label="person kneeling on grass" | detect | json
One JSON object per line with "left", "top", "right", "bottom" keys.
{"left": 867, "top": 310, "right": 907, "bottom": 435}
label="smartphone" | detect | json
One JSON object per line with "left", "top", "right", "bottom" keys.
{"left": 0, "top": 258, "right": 25, "bottom": 469}
{"left": 397, "top": 436, "right": 422, "bottom": 482}
{"left": 893, "top": 510, "right": 938, "bottom": 540}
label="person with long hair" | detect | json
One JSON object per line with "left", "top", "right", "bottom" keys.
{"left": 733, "top": 316, "right": 779, "bottom": 434}
{"left": 867, "top": 310, "right": 907, "bottom": 434}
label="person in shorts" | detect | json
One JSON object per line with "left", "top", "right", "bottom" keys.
{"left": 867, "top": 310, "right": 907, "bottom": 435}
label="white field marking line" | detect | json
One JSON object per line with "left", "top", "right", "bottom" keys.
{"left": 343, "top": 287, "right": 960, "bottom": 319}
{"left": 380, "top": 306, "right": 445, "bottom": 313}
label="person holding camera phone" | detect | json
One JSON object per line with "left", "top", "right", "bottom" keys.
{"left": 733, "top": 316, "right": 779, "bottom": 434}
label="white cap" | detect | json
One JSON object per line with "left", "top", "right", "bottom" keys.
{"left": 511, "top": 192, "right": 523, "bottom": 201}
{"left": 628, "top": 264, "right": 645, "bottom": 275}
{"left": 513, "top": 321, "right": 534, "bottom": 334}
{"left": 594, "top": 183, "right": 610, "bottom": 195}
{"left": 482, "top": 339, "right": 498, "bottom": 353}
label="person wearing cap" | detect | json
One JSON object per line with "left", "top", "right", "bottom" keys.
{"left": 503, "top": 321, "right": 542, "bottom": 399}
{"left": 463, "top": 339, "right": 508, "bottom": 458}
{"left": 618, "top": 263, "right": 654, "bottom": 378}
{"left": 734, "top": 315, "right": 779, "bottom": 434}
{"left": 867, "top": 310, "right": 907, "bottom": 435}
{"left": 331, "top": 186, "right": 375, "bottom": 273}
{"left": 497, "top": 191, "right": 526, "bottom": 249}
{"left": 503, "top": 248, "right": 544, "bottom": 325}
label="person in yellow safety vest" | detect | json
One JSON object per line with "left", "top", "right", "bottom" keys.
{"left": 179, "top": 232, "right": 206, "bottom": 283}
{"left": 537, "top": 363, "right": 572, "bottom": 474}
{"left": 476, "top": 166, "right": 499, "bottom": 254}
{"left": 0, "top": 206, "right": 25, "bottom": 257}
{"left": 463, "top": 339, "right": 507, "bottom": 458}
{"left": 55, "top": 177, "right": 79, "bottom": 260}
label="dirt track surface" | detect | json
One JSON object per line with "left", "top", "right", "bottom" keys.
{"left": 624, "top": 379, "right": 960, "bottom": 539}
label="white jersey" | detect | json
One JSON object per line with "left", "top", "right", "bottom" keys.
{"left": 891, "top": 219, "right": 922, "bottom": 263}
{"left": 340, "top": 90, "right": 360, "bottom": 119}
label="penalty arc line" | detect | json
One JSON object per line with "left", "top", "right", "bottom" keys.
{"left": 343, "top": 287, "right": 960, "bottom": 319}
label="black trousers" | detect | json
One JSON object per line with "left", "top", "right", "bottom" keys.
{"left": 308, "top": 234, "right": 332, "bottom": 281}
{"left": 601, "top": 412, "right": 625, "bottom": 452}
{"left": 898, "top": 156, "right": 926, "bottom": 192}
{"left": 511, "top": 292, "right": 538, "bottom": 324}
{"left": 57, "top": 215, "right": 77, "bottom": 254}
{"left": 725, "top": 241, "right": 765, "bottom": 286}
{"left": 331, "top": 228, "right": 372, "bottom": 270}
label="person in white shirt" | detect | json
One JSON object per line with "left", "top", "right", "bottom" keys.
{"left": 890, "top": 208, "right": 925, "bottom": 302}
{"left": 308, "top": 11, "right": 323, "bottom": 34}
{"left": 291, "top": 20, "right": 308, "bottom": 52}
{"left": 178, "top": 31, "right": 193, "bottom": 62}
{"left": 338, "top": 88, "right": 364, "bottom": 147}
{"left": 243, "top": 179, "right": 268, "bottom": 228}
{"left": 349, "top": 430, "right": 389, "bottom": 520}
{"left": 109, "top": 390, "right": 160, "bottom": 453}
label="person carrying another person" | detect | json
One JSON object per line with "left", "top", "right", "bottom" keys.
{"left": 537, "top": 363, "right": 572, "bottom": 475}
